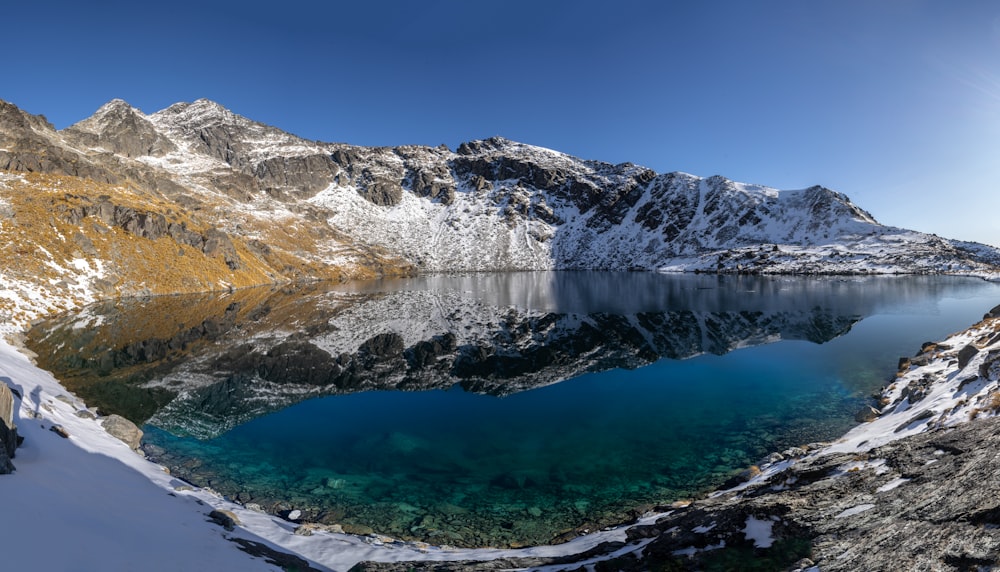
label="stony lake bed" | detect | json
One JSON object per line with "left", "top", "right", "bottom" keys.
{"left": 23, "top": 272, "right": 1000, "bottom": 549}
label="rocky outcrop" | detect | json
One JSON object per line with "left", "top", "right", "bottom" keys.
{"left": 63, "top": 197, "right": 242, "bottom": 269}
{"left": 0, "top": 383, "right": 19, "bottom": 474}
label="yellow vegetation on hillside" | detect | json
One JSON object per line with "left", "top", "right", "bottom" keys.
{"left": 0, "top": 172, "right": 411, "bottom": 329}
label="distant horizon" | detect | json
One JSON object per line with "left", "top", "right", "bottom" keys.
{"left": 3, "top": 1, "right": 999, "bottom": 246}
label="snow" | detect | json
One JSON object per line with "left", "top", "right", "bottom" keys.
{"left": 3, "top": 97, "right": 1000, "bottom": 569}
{"left": 692, "top": 522, "right": 717, "bottom": 534}
{"left": 742, "top": 516, "right": 775, "bottom": 548}
{"left": 0, "top": 337, "right": 676, "bottom": 570}
{"left": 34, "top": 97, "right": 1000, "bottom": 278}
{"left": 824, "top": 319, "right": 1000, "bottom": 455}
{"left": 834, "top": 504, "right": 876, "bottom": 519}
{"left": 0, "top": 340, "right": 285, "bottom": 571}
{"left": 876, "top": 477, "right": 911, "bottom": 493}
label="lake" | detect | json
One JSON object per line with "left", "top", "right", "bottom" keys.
{"left": 25, "top": 272, "right": 1000, "bottom": 547}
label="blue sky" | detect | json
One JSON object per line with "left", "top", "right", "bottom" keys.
{"left": 5, "top": 1, "right": 1000, "bottom": 245}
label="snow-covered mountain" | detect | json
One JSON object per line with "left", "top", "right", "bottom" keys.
{"left": 2, "top": 97, "right": 998, "bottom": 288}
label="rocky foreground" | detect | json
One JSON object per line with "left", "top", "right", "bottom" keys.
{"left": 351, "top": 305, "right": 1000, "bottom": 571}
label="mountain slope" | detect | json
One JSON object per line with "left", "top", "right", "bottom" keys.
{"left": 1, "top": 97, "right": 998, "bottom": 332}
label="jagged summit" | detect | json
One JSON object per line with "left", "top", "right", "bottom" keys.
{"left": 0, "top": 99, "right": 56, "bottom": 137}
{"left": 151, "top": 98, "right": 244, "bottom": 128}
{"left": 63, "top": 99, "right": 175, "bottom": 158}
{"left": 146, "top": 98, "right": 328, "bottom": 168}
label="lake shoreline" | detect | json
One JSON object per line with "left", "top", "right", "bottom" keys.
{"left": 3, "top": 273, "right": 1000, "bottom": 570}
{"left": 349, "top": 302, "right": 1000, "bottom": 570}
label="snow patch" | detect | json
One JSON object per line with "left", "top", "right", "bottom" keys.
{"left": 834, "top": 504, "right": 876, "bottom": 519}
{"left": 742, "top": 516, "right": 775, "bottom": 548}
{"left": 876, "top": 478, "right": 911, "bottom": 493}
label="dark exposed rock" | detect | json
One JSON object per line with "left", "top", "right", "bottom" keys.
{"left": 0, "top": 383, "right": 18, "bottom": 474}
{"left": 358, "top": 177, "right": 403, "bottom": 207}
{"left": 65, "top": 199, "right": 242, "bottom": 269}
{"left": 408, "top": 167, "right": 456, "bottom": 205}
{"left": 49, "top": 424, "right": 70, "bottom": 438}
{"left": 208, "top": 509, "right": 241, "bottom": 531}
{"left": 202, "top": 228, "right": 242, "bottom": 270}
{"left": 985, "top": 304, "right": 1000, "bottom": 320}
{"left": 957, "top": 344, "right": 979, "bottom": 369}
{"left": 5, "top": 97, "right": 1000, "bottom": 275}
{"left": 978, "top": 349, "right": 1000, "bottom": 380}
{"left": 253, "top": 153, "right": 340, "bottom": 198}
{"left": 72, "top": 231, "right": 98, "bottom": 256}
{"left": 854, "top": 405, "right": 880, "bottom": 423}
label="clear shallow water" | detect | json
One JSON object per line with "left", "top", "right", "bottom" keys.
{"left": 27, "top": 273, "right": 1000, "bottom": 547}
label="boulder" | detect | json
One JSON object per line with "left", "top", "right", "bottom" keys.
{"left": 101, "top": 414, "right": 143, "bottom": 451}
{"left": 208, "top": 509, "right": 241, "bottom": 531}
{"left": 49, "top": 425, "right": 70, "bottom": 438}
{"left": 957, "top": 344, "right": 979, "bottom": 370}
{"left": 0, "top": 383, "right": 18, "bottom": 474}
{"left": 984, "top": 304, "right": 1000, "bottom": 320}
{"left": 854, "top": 405, "right": 880, "bottom": 423}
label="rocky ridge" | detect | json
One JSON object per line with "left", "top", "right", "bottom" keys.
{"left": 0, "top": 97, "right": 997, "bottom": 328}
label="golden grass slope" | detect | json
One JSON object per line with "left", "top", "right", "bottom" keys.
{"left": 0, "top": 172, "right": 411, "bottom": 332}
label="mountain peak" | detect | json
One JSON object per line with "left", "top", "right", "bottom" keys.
{"left": 0, "top": 99, "right": 57, "bottom": 137}
{"left": 67, "top": 99, "right": 144, "bottom": 134}
{"left": 99, "top": 98, "right": 135, "bottom": 111}
{"left": 151, "top": 98, "right": 240, "bottom": 128}
{"left": 63, "top": 99, "right": 175, "bottom": 158}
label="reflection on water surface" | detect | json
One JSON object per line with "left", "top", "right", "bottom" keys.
{"left": 26, "top": 273, "right": 1000, "bottom": 546}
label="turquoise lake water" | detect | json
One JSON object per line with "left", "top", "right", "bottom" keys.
{"left": 27, "top": 273, "right": 1000, "bottom": 546}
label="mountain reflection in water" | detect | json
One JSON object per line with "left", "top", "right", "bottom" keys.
{"left": 26, "top": 273, "right": 896, "bottom": 435}
{"left": 24, "top": 273, "right": 1000, "bottom": 547}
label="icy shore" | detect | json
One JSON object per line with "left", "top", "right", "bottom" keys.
{"left": 2, "top": 301, "right": 1000, "bottom": 570}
